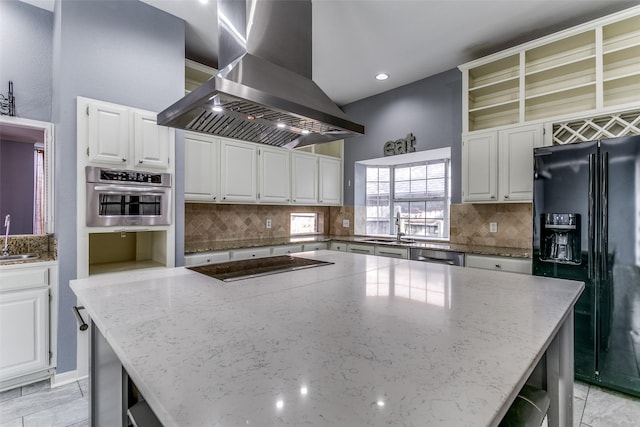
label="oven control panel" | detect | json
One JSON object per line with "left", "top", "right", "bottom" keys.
{"left": 86, "top": 166, "right": 171, "bottom": 187}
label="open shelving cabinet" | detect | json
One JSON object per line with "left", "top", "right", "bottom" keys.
{"left": 460, "top": 6, "right": 640, "bottom": 133}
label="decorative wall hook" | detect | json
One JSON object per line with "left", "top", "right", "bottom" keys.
{"left": 0, "top": 81, "right": 15, "bottom": 116}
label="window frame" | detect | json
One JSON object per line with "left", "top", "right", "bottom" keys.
{"left": 365, "top": 157, "right": 451, "bottom": 240}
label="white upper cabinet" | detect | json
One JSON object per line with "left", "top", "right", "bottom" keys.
{"left": 133, "top": 111, "right": 170, "bottom": 169}
{"left": 460, "top": 7, "right": 640, "bottom": 133}
{"left": 291, "top": 152, "right": 318, "bottom": 204}
{"left": 185, "top": 132, "right": 219, "bottom": 202}
{"left": 462, "top": 132, "right": 497, "bottom": 202}
{"left": 498, "top": 124, "right": 543, "bottom": 201}
{"left": 220, "top": 140, "right": 257, "bottom": 202}
{"left": 462, "top": 124, "right": 543, "bottom": 203}
{"left": 258, "top": 147, "right": 291, "bottom": 203}
{"left": 81, "top": 97, "right": 173, "bottom": 171}
{"left": 318, "top": 156, "right": 342, "bottom": 205}
{"left": 86, "top": 101, "right": 130, "bottom": 165}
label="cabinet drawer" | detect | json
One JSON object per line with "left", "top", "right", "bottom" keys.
{"left": 0, "top": 266, "right": 49, "bottom": 292}
{"left": 374, "top": 246, "right": 408, "bottom": 259}
{"left": 302, "top": 242, "right": 328, "bottom": 251}
{"left": 465, "top": 254, "right": 531, "bottom": 274}
{"left": 329, "top": 242, "right": 347, "bottom": 252}
{"left": 347, "top": 244, "right": 375, "bottom": 255}
{"left": 184, "top": 252, "right": 230, "bottom": 267}
{"left": 230, "top": 247, "right": 271, "bottom": 261}
{"left": 271, "top": 245, "right": 303, "bottom": 256}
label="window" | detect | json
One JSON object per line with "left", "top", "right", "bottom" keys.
{"left": 290, "top": 213, "right": 318, "bottom": 235}
{"left": 365, "top": 157, "right": 451, "bottom": 239}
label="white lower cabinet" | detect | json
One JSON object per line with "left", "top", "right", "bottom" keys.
{"left": 230, "top": 247, "right": 272, "bottom": 261}
{"left": 329, "top": 242, "right": 347, "bottom": 252}
{"left": 184, "top": 251, "right": 230, "bottom": 267}
{"left": 347, "top": 244, "right": 375, "bottom": 255}
{"left": 0, "top": 263, "right": 56, "bottom": 390}
{"left": 374, "top": 246, "right": 409, "bottom": 259}
{"left": 302, "top": 242, "right": 328, "bottom": 251}
{"left": 271, "top": 244, "right": 304, "bottom": 256}
{"left": 465, "top": 254, "right": 531, "bottom": 274}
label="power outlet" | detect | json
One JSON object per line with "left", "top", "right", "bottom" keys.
{"left": 342, "top": 219, "right": 350, "bottom": 228}
{"left": 266, "top": 219, "right": 272, "bottom": 229}
{"left": 489, "top": 222, "right": 498, "bottom": 233}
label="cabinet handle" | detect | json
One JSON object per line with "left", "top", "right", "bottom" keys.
{"left": 213, "top": 196, "right": 216, "bottom": 200}
{"left": 495, "top": 264, "right": 502, "bottom": 269}
{"left": 490, "top": 195, "right": 496, "bottom": 199}
{"left": 504, "top": 195, "right": 509, "bottom": 199}
{"left": 138, "top": 160, "right": 143, "bottom": 164}
{"left": 223, "top": 197, "right": 226, "bottom": 200}
{"left": 122, "top": 158, "right": 127, "bottom": 162}
{"left": 73, "top": 306, "right": 88, "bottom": 331}
{"left": 293, "top": 199, "right": 296, "bottom": 202}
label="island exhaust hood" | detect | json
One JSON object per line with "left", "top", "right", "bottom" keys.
{"left": 158, "top": 0, "right": 364, "bottom": 148}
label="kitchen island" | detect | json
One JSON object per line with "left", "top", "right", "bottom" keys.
{"left": 71, "top": 250, "right": 583, "bottom": 426}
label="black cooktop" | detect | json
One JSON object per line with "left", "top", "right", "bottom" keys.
{"left": 188, "top": 255, "right": 334, "bottom": 282}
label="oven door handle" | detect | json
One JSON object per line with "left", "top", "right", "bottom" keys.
{"left": 93, "top": 185, "right": 167, "bottom": 193}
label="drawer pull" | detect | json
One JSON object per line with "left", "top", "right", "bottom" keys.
{"left": 495, "top": 264, "right": 502, "bottom": 269}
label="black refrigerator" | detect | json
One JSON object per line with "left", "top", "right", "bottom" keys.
{"left": 533, "top": 135, "right": 640, "bottom": 397}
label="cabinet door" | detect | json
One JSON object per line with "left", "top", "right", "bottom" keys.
{"left": 133, "top": 112, "right": 170, "bottom": 170}
{"left": 499, "top": 124, "right": 543, "bottom": 202}
{"left": 87, "top": 101, "right": 130, "bottom": 165}
{"left": 318, "top": 157, "right": 342, "bottom": 205}
{"left": 259, "top": 147, "right": 291, "bottom": 203}
{"left": 185, "top": 134, "right": 219, "bottom": 202}
{"left": 0, "top": 288, "right": 49, "bottom": 380}
{"left": 462, "top": 132, "right": 498, "bottom": 202}
{"left": 291, "top": 153, "right": 318, "bottom": 204}
{"left": 220, "top": 140, "right": 257, "bottom": 202}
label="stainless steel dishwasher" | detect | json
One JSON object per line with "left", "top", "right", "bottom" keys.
{"left": 410, "top": 248, "right": 465, "bottom": 266}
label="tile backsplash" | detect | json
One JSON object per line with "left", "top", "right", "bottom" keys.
{"left": 185, "top": 204, "right": 355, "bottom": 252}
{"left": 450, "top": 203, "right": 532, "bottom": 249}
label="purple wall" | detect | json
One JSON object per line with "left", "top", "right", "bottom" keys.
{"left": 0, "top": 139, "right": 35, "bottom": 234}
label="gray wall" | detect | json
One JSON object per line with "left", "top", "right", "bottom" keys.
{"left": 341, "top": 68, "right": 462, "bottom": 206}
{"left": 51, "top": 0, "right": 185, "bottom": 373}
{"left": 0, "top": 0, "right": 53, "bottom": 122}
{"left": 0, "top": 140, "right": 35, "bottom": 234}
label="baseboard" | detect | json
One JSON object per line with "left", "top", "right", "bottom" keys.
{"left": 51, "top": 370, "right": 87, "bottom": 388}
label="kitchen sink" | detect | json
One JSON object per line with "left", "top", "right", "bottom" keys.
{"left": 0, "top": 253, "right": 40, "bottom": 263}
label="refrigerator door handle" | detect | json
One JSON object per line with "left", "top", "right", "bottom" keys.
{"left": 588, "top": 153, "right": 596, "bottom": 280}
{"left": 600, "top": 152, "right": 608, "bottom": 282}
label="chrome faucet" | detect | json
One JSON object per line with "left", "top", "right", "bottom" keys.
{"left": 395, "top": 211, "right": 405, "bottom": 242}
{"left": 2, "top": 215, "right": 10, "bottom": 256}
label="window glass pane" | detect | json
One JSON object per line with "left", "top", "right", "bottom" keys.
{"left": 426, "top": 178, "right": 445, "bottom": 197}
{"left": 366, "top": 167, "right": 379, "bottom": 181}
{"left": 427, "top": 162, "right": 445, "bottom": 179}
{"left": 395, "top": 180, "right": 410, "bottom": 198}
{"left": 410, "top": 179, "right": 426, "bottom": 198}
{"left": 425, "top": 201, "right": 444, "bottom": 218}
{"left": 410, "top": 165, "right": 426, "bottom": 180}
{"left": 366, "top": 182, "right": 379, "bottom": 195}
{"left": 395, "top": 166, "right": 410, "bottom": 181}
{"left": 379, "top": 168, "right": 390, "bottom": 181}
{"left": 379, "top": 182, "right": 390, "bottom": 195}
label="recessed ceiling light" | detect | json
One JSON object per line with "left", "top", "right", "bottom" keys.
{"left": 199, "top": 0, "right": 209, "bottom": 4}
{"left": 277, "top": 122, "right": 286, "bottom": 128}
{"left": 375, "top": 73, "right": 389, "bottom": 81}
{"left": 301, "top": 129, "right": 310, "bottom": 134}
{"left": 212, "top": 106, "right": 223, "bottom": 112}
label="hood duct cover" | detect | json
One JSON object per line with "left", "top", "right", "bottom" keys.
{"left": 158, "top": 0, "right": 364, "bottom": 148}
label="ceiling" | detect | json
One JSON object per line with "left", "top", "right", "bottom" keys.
{"left": 20, "top": 0, "right": 640, "bottom": 105}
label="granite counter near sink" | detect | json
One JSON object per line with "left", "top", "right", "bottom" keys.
{"left": 186, "top": 235, "right": 531, "bottom": 259}
{"left": 0, "top": 234, "right": 57, "bottom": 266}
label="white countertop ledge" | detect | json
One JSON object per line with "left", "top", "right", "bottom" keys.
{"left": 71, "top": 250, "right": 584, "bottom": 427}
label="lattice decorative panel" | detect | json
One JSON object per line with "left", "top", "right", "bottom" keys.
{"left": 552, "top": 109, "right": 640, "bottom": 145}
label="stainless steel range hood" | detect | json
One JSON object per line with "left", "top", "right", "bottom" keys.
{"left": 158, "top": 0, "right": 364, "bottom": 148}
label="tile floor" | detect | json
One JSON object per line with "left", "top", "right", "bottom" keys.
{"left": 0, "top": 378, "right": 639, "bottom": 426}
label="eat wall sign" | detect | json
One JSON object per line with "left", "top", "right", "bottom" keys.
{"left": 384, "top": 133, "right": 416, "bottom": 156}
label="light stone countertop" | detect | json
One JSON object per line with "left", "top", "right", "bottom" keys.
{"left": 71, "top": 251, "right": 583, "bottom": 426}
